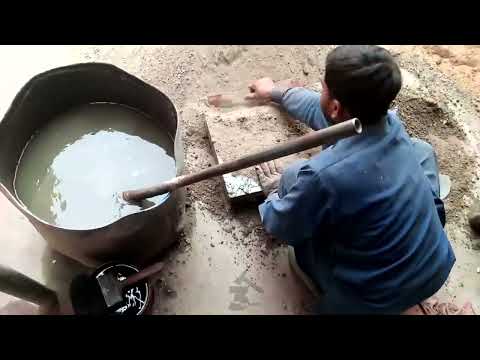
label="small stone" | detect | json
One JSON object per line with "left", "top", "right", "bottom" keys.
{"left": 210, "top": 243, "right": 215, "bottom": 248}
{"left": 477, "top": 267, "right": 480, "bottom": 274}
{"left": 165, "top": 287, "right": 177, "bottom": 298}
{"left": 51, "top": 259, "right": 57, "bottom": 264}
{"left": 241, "top": 228, "right": 251, "bottom": 237}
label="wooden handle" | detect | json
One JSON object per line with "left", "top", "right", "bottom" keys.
{"left": 123, "top": 261, "right": 165, "bottom": 287}
{"left": 123, "top": 118, "right": 362, "bottom": 202}
{"left": 0, "top": 264, "right": 58, "bottom": 307}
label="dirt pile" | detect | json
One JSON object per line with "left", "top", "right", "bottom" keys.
{"left": 394, "top": 90, "right": 476, "bottom": 223}
{"left": 424, "top": 46, "right": 480, "bottom": 103}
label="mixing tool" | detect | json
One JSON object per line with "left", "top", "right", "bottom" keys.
{"left": 123, "top": 118, "right": 362, "bottom": 202}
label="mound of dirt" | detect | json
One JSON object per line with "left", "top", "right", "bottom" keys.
{"left": 394, "top": 91, "right": 476, "bottom": 223}
{"left": 395, "top": 94, "right": 465, "bottom": 140}
{"left": 424, "top": 46, "right": 480, "bottom": 101}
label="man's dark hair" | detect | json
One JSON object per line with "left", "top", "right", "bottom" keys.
{"left": 325, "top": 45, "right": 402, "bottom": 124}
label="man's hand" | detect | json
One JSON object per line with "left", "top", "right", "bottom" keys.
{"left": 255, "top": 161, "right": 283, "bottom": 196}
{"left": 246, "top": 77, "right": 275, "bottom": 102}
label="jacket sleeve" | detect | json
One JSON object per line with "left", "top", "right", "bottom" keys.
{"left": 258, "top": 163, "right": 334, "bottom": 247}
{"left": 272, "top": 87, "right": 329, "bottom": 130}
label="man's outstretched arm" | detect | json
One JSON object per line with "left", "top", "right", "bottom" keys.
{"left": 272, "top": 86, "right": 329, "bottom": 130}
{"left": 247, "top": 78, "right": 329, "bottom": 130}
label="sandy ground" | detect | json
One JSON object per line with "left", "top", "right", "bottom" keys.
{"left": 0, "top": 45, "right": 479, "bottom": 314}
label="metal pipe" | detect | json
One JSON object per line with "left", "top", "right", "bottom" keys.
{"left": 123, "top": 118, "right": 362, "bottom": 202}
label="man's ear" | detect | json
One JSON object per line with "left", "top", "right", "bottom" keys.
{"left": 330, "top": 99, "right": 341, "bottom": 122}
{"left": 331, "top": 100, "right": 351, "bottom": 123}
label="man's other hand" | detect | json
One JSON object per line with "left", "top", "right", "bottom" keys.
{"left": 255, "top": 161, "right": 283, "bottom": 196}
{"left": 246, "top": 78, "right": 275, "bottom": 101}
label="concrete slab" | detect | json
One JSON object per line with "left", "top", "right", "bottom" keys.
{"left": 205, "top": 105, "right": 319, "bottom": 204}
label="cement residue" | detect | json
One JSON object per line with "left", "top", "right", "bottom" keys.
{"left": 156, "top": 201, "right": 311, "bottom": 314}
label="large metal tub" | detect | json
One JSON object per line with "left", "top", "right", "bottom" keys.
{"left": 0, "top": 63, "right": 184, "bottom": 267}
